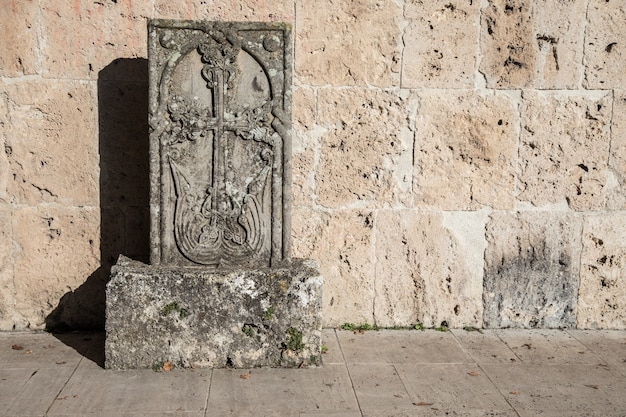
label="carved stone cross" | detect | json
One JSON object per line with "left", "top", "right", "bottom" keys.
{"left": 148, "top": 21, "right": 292, "bottom": 268}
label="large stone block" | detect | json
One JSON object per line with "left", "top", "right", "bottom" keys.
{"left": 315, "top": 88, "right": 416, "bottom": 208}
{"left": 402, "top": 0, "right": 480, "bottom": 88}
{"left": 577, "top": 214, "right": 626, "bottom": 329}
{"left": 483, "top": 211, "right": 582, "bottom": 328}
{"left": 518, "top": 91, "right": 612, "bottom": 210}
{"left": 291, "top": 87, "right": 318, "bottom": 208}
{"left": 296, "top": 0, "right": 402, "bottom": 86}
{"left": 105, "top": 256, "right": 323, "bottom": 369}
{"left": 480, "top": 0, "right": 535, "bottom": 88}
{"left": 40, "top": 1, "right": 149, "bottom": 79}
{"left": 291, "top": 208, "right": 375, "bottom": 327}
{"left": 12, "top": 206, "right": 101, "bottom": 329}
{"left": 0, "top": 0, "right": 40, "bottom": 76}
{"left": 480, "top": 0, "right": 586, "bottom": 89}
{"left": 532, "top": 0, "right": 587, "bottom": 88}
{"left": 584, "top": 0, "right": 626, "bottom": 89}
{"left": 607, "top": 90, "right": 626, "bottom": 210}
{"left": 374, "top": 210, "right": 488, "bottom": 328}
{"left": 0, "top": 94, "right": 9, "bottom": 205}
{"left": 413, "top": 90, "right": 518, "bottom": 210}
{"left": 153, "top": 0, "right": 295, "bottom": 21}
{"left": 0, "top": 79, "right": 98, "bottom": 206}
{"left": 0, "top": 208, "right": 16, "bottom": 330}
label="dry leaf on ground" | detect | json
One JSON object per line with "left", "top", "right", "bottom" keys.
{"left": 467, "top": 371, "right": 480, "bottom": 376}
{"left": 162, "top": 361, "right": 174, "bottom": 372}
{"left": 11, "top": 344, "right": 23, "bottom": 350}
{"left": 240, "top": 372, "right": 251, "bottom": 379}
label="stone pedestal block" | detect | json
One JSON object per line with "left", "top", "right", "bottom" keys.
{"left": 105, "top": 256, "right": 323, "bottom": 369}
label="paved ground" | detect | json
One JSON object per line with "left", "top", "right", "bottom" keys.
{"left": 1, "top": 329, "right": 625, "bottom": 417}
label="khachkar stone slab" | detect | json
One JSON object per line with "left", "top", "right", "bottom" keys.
{"left": 148, "top": 20, "right": 292, "bottom": 268}
{"left": 105, "top": 20, "right": 322, "bottom": 369}
{"left": 106, "top": 256, "right": 322, "bottom": 369}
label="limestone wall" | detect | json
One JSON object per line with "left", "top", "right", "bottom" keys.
{"left": 1, "top": 0, "right": 624, "bottom": 330}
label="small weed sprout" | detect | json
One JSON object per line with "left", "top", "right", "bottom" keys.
{"left": 242, "top": 324, "right": 255, "bottom": 337}
{"left": 341, "top": 322, "right": 380, "bottom": 331}
{"left": 463, "top": 326, "right": 483, "bottom": 333}
{"left": 285, "top": 327, "right": 305, "bottom": 352}
{"left": 263, "top": 306, "right": 275, "bottom": 321}
{"left": 161, "top": 302, "right": 188, "bottom": 319}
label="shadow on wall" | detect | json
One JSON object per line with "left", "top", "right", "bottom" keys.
{"left": 45, "top": 58, "right": 150, "bottom": 331}
{"left": 482, "top": 240, "right": 579, "bottom": 329}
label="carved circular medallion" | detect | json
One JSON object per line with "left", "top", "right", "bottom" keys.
{"left": 263, "top": 35, "right": 281, "bottom": 52}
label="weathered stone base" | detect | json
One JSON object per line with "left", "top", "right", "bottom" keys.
{"left": 105, "top": 256, "right": 323, "bottom": 369}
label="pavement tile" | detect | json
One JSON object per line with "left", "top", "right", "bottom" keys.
{"left": 50, "top": 413, "right": 204, "bottom": 417}
{"left": 0, "top": 331, "right": 84, "bottom": 369}
{"left": 516, "top": 410, "right": 626, "bottom": 417}
{"left": 481, "top": 363, "right": 626, "bottom": 416}
{"left": 0, "top": 367, "right": 76, "bottom": 416}
{"left": 494, "top": 329, "right": 603, "bottom": 364}
{"left": 46, "top": 368, "right": 211, "bottom": 416}
{"left": 205, "top": 412, "right": 299, "bottom": 417}
{"left": 363, "top": 410, "right": 518, "bottom": 416}
{"left": 321, "top": 328, "right": 345, "bottom": 365}
{"left": 450, "top": 329, "right": 520, "bottom": 364}
{"left": 207, "top": 364, "right": 358, "bottom": 414}
{"left": 568, "top": 330, "right": 626, "bottom": 368}
{"left": 337, "top": 330, "right": 472, "bottom": 364}
{"left": 347, "top": 363, "right": 413, "bottom": 412}
{"left": 395, "top": 363, "right": 513, "bottom": 414}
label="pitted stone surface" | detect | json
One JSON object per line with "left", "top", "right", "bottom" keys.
{"left": 316, "top": 88, "right": 416, "bottom": 208}
{"left": 578, "top": 213, "right": 626, "bottom": 329}
{"left": 0, "top": 79, "right": 99, "bottom": 206}
{"left": 13, "top": 206, "right": 101, "bottom": 330}
{"left": 296, "top": 0, "right": 402, "bottom": 87}
{"left": 0, "top": 1, "right": 40, "bottom": 77}
{"left": 105, "top": 256, "right": 323, "bottom": 369}
{"left": 0, "top": 209, "right": 14, "bottom": 330}
{"left": 480, "top": 0, "right": 536, "bottom": 88}
{"left": 480, "top": 0, "right": 586, "bottom": 89}
{"left": 607, "top": 90, "right": 626, "bottom": 210}
{"left": 402, "top": 0, "right": 480, "bottom": 88}
{"left": 291, "top": 87, "right": 318, "bottom": 208}
{"left": 518, "top": 91, "right": 612, "bottom": 210}
{"left": 584, "top": 0, "right": 626, "bottom": 88}
{"left": 153, "top": 0, "right": 295, "bottom": 22}
{"left": 483, "top": 211, "right": 582, "bottom": 328}
{"left": 532, "top": 0, "right": 586, "bottom": 89}
{"left": 374, "top": 210, "right": 488, "bottom": 328}
{"left": 413, "top": 90, "right": 518, "bottom": 210}
{"left": 292, "top": 208, "right": 375, "bottom": 327}
{"left": 40, "top": 1, "right": 149, "bottom": 79}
